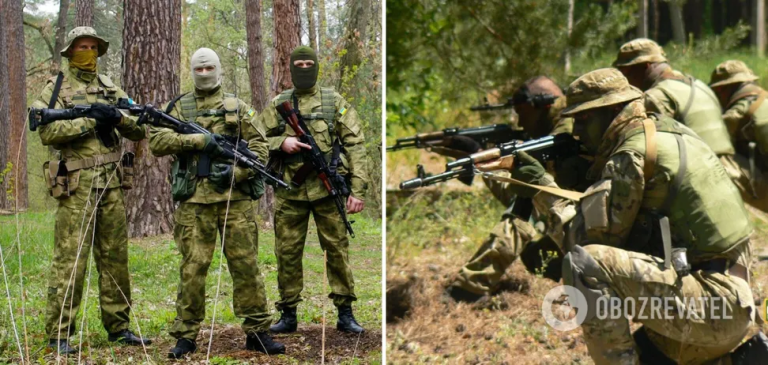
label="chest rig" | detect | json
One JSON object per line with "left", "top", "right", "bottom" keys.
{"left": 275, "top": 87, "right": 336, "bottom": 135}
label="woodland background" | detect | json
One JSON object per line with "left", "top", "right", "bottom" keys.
{"left": 0, "top": 0, "right": 382, "bottom": 363}
{"left": 386, "top": 0, "right": 768, "bottom": 363}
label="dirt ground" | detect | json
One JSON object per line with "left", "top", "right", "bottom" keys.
{"left": 41, "top": 325, "right": 381, "bottom": 364}
{"left": 386, "top": 203, "right": 768, "bottom": 365}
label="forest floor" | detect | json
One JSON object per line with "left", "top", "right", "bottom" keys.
{"left": 385, "top": 148, "right": 768, "bottom": 364}
{"left": 0, "top": 211, "right": 382, "bottom": 364}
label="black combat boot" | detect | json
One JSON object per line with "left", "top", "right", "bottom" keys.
{"left": 167, "top": 338, "right": 197, "bottom": 359}
{"left": 246, "top": 332, "right": 286, "bottom": 354}
{"left": 731, "top": 331, "right": 768, "bottom": 364}
{"left": 108, "top": 329, "right": 153, "bottom": 346}
{"left": 336, "top": 305, "right": 364, "bottom": 333}
{"left": 269, "top": 307, "right": 298, "bottom": 333}
{"left": 48, "top": 339, "right": 77, "bottom": 355}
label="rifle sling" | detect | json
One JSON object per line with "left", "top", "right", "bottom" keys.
{"left": 49, "top": 72, "right": 64, "bottom": 109}
{"left": 481, "top": 173, "right": 585, "bottom": 201}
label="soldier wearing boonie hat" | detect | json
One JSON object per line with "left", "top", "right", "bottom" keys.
{"left": 511, "top": 68, "right": 759, "bottom": 364}
{"left": 613, "top": 38, "right": 752, "bottom": 197}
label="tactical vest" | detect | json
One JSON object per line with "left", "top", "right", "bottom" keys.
{"left": 275, "top": 87, "right": 336, "bottom": 135}
{"left": 728, "top": 84, "right": 768, "bottom": 155}
{"left": 615, "top": 114, "right": 751, "bottom": 260}
{"left": 652, "top": 77, "right": 735, "bottom": 155}
{"left": 54, "top": 72, "right": 120, "bottom": 109}
{"left": 166, "top": 92, "right": 265, "bottom": 201}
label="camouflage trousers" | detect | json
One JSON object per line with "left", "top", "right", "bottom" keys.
{"left": 451, "top": 216, "right": 537, "bottom": 294}
{"left": 169, "top": 200, "right": 271, "bottom": 340}
{"left": 45, "top": 187, "right": 131, "bottom": 339}
{"left": 273, "top": 196, "right": 356, "bottom": 310}
{"left": 566, "top": 244, "right": 755, "bottom": 365}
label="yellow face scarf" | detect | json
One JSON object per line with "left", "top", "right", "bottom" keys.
{"left": 69, "top": 50, "right": 98, "bottom": 72}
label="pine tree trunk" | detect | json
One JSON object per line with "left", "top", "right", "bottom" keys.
{"left": 307, "top": 0, "right": 317, "bottom": 52}
{"left": 669, "top": 0, "right": 686, "bottom": 44}
{"left": 564, "top": 0, "right": 574, "bottom": 74}
{"left": 338, "top": 0, "right": 371, "bottom": 92}
{"left": 0, "top": 0, "right": 28, "bottom": 212}
{"left": 53, "top": 0, "right": 70, "bottom": 71}
{"left": 271, "top": 0, "right": 300, "bottom": 96}
{"left": 122, "top": 0, "right": 181, "bottom": 238}
{"left": 317, "top": 0, "right": 327, "bottom": 49}
{"left": 76, "top": 0, "right": 94, "bottom": 27}
{"left": 754, "top": 0, "right": 765, "bottom": 57}
{"left": 638, "top": 0, "right": 648, "bottom": 38}
{"left": 246, "top": 0, "right": 267, "bottom": 111}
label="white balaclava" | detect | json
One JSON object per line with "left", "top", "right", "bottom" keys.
{"left": 190, "top": 48, "right": 222, "bottom": 91}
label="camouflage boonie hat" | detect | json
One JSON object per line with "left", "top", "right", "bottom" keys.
{"left": 60, "top": 26, "right": 109, "bottom": 57}
{"left": 612, "top": 38, "right": 667, "bottom": 67}
{"left": 709, "top": 60, "right": 759, "bottom": 88}
{"left": 561, "top": 68, "right": 643, "bottom": 116}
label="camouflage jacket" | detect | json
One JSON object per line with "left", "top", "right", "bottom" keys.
{"left": 722, "top": 83, "right": 768, "bottom": 156}
{"left": 32, "top": 66, "right": 145, "bottom": 190}
{"left": 148, "top": 87, "right": 268, "bottom": 204}
{"left": 259, "top": 86, "right": 369, "bottom": 201}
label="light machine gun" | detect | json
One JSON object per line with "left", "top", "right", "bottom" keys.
{"left": 386, "top": 124, "right": 527, "bottom": 152}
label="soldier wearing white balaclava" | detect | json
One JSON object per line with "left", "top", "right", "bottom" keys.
{"left": 148, "top": 47, "right": 285, "bottom": 358}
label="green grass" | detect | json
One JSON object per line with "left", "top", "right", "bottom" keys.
{"left": 0, "top": 210, "right": 381, "bottom": 363}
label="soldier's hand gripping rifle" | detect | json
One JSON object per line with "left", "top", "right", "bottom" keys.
{"left": 275, "top": 101, "right": 355, "bottom": 238}
{"left": 387, "top": 124, "right": 527, "bottom": 152}
{"left": 29, "top": 98, "right": 290, "bottom": 190}
{"left": 399, "top": 133, "right": 580, "bottom": 189}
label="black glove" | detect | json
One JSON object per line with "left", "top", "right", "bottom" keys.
{"left": 445, "top": 136, "right": 482, "bottom": 153}
{"left": 209, "top": 163, "right": 234, "bottom": 193}
{"left": 85, "top": 103, "right": 123, "bottom": 126}
{"left": 202, "top": 134, "right": 227, "bottom": 158}
{"left": 511, "top": 151, "right": 547, "bottom": 198}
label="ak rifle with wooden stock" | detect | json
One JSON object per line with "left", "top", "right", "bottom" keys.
{"left": 386, "top": 124, "right": 527, "bottom": 152}
{"left": 469, "top": 93, "right": 558, "bottom": 112}
{"left": 399, "top": 133, "right": 580, "bottom": 190}
{"left": 28, "top": 98, "right": 290, "bottom": 190}
{"left": 275, "top": 101, "right": 356, "bottom": 238}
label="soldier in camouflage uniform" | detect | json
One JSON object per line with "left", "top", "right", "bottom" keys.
{"left": 445, "top": 76, "right": 591, "bottom": 301}
{"left": 148, "top": 48, "right": 284, "bottom": 358}
{"left": 259, "top": 46, "right": 368, "bottom": 334}
{"left": 709, "top": 60, "right": 768, "bottom": 210}
{"left": 613, "top": 38, "right": 753, "bottom": 196}
{"left": 31, "top": 27, "right": 151, "bottom": 354}
{"left": 512, "top": 68, "right": 761, "bottom": 364}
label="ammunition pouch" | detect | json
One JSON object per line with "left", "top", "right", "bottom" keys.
{"left": 119, "top": 152, "right": 135, "bottom": 190}
{"left": 171, "top": 156, "right": 198, "bottom": 202}
{"left": 44, "top": 151, "right": 123, "bottom": 199}
{"left": 238, "top": 174, "right": 266, "bottom": 200}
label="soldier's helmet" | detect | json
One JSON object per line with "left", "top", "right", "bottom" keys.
{"left": 612, "top": 38, "right": 667, "bottom": 67}
{"left": 60, "top": 26, "right": 109, "bottom": 57}
{"left": 561, "top": 68, "right": 643, "bottom": 116}
{"left": 709, "top": 60, "right": 759, "bottom": 88}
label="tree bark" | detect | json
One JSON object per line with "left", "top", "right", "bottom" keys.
{"left": 338, "top": 0, "right": 371, "bottom": 92}
{"left": 754, "top": 0, "right": 765, "bottom": 57}
{"left": 307, "top": 0, "right": 317, "bottom": 52}
{"left": 317, "top": 0, "right": 327, "bottom": 49}
{"left": 53, "top": 0, "right": 71, "bottom": 71}
{"left": 271, "top": 0, "right": 300, "bottom": 97}
{"left": 246, "top": 0, "right": 267, "bottom": 111}
{"left": 0, "top": 0, "right": 28, "bottom": 211}
{"left": 564, "top": 0, "right": 574, "bottom": 74}
{"left": 638, "top": 0, "right": 648, "bottom": 38}
{"left": 122, "top": 0, "right": 181, "bottom": 237}
{"left": 669, "top": 0, "right": 686, "bottom": 44}
{"left": 76, "top": 0, "right": 94, "bottom": 27}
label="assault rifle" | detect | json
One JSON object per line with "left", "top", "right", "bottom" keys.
{"left": 275, "top": 101, "right": 355, "bottom": 237}
{"left": 387, "top": 124, "right": 526, "bottom": 152}
{"left": 28, "top": 98, "right": 290, "bottom": 190}
{"left": 399, "top": 133, "right": 579, "bottom": 189}
{"left": 469, "top": 93, "right": 558, "bottom": 112}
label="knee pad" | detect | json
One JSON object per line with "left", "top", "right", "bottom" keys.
{"left": 562, "top": 245, "right": 606, "bottom": 322}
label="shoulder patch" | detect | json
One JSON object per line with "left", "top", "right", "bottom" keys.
{"left": 339, "top": 107, "right": 348, "bottom": 116}
{"left": 247, "top": 108, "right": 256, "bottom": 117}
{"left": 97, "top": 74, "right": 115, "bottom": 88}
